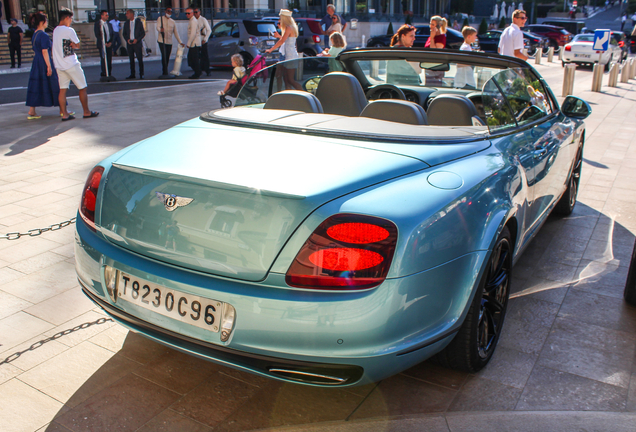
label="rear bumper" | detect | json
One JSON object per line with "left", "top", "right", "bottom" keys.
{"left": 81, "top": 283, "right": 364, "bottom": 386}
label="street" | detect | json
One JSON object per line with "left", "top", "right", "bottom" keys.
{"left": 0, "top": 57, "right": 229, "bottom": 105}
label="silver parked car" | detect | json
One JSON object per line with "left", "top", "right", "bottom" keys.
{"left": 207, "top": 19, "right": 281, "bottom": 67}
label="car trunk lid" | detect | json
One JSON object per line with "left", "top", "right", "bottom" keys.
{"left": 99, "top": 123, "right": 428, "bottom": 281}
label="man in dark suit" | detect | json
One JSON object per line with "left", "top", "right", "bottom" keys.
{"left": 122, "top": 9, "right": 145, "bottom": 79}
{"left": 94, "top": 10, "right": 114, "bottom": 77}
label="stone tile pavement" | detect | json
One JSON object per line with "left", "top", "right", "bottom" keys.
{"left": 0, "top": 60, "right": 635, "bottom": 432}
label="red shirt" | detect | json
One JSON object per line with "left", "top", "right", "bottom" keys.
{"left": 425, "top": 33, "right": 446, "bottom": 48}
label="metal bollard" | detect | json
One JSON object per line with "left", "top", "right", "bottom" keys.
{"left": 621, "top": 60, "right": 630, "bottom": 83}
{"left": 535, "top": 48, "right": 542, "bottom": 64}
{"left": 591, "top": 63, "right": 603, "bottom": 92}
{"left": 547, "top": 46, "right": 554, "bottom": 63}
{"left": 562, "top": 63, "right": 576, "bottom": 96}
{"left": 608, "top": 62, "right": 619, "bottom": 87}
{"left": 362, "top": 34, "right": 366, "bottom": 48}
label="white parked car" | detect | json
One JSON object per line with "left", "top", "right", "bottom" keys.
{"left": 562, "top": 33, "right": 622, "bottom": 70}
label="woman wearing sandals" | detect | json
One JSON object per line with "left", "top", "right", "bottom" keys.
{"left": 265, "top": 9, "right": 302, "bottom": 91}
{"left": 25, "top": 13, "right": 65, "bottom": 120}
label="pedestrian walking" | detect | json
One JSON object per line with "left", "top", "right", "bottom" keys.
{"left": 109, "top": 15, "right": 122, "bottom": 55}
{"left": 194, "top": 8, "right": 211, "bottom": 76}
{"left": 7, "top": 18, "right": 23, "bottom": 68}
{"left": 498, "top": 9, "right": 528, "bottom": 60}
{"left": 94, "top": 10, "right": 114, "bottom": 78}
{"left": 326, "top": 14, "right": 342, "bottom": 35}
{"left": 123, "top": 9, "right": 145, "bottom": 79}
{"left": 265, "top": 9, "right": 302, "bottom": 90}
{"left": 52, "top": 8, "right": 99, "bottom": 121}
{"left": 621, "top": 13, "right": 626, "bottom": 31}
{"left": 25, "top": 13, "right": 61, "bottom": 120}
{"left": 156, "top": 7, "right": 183, "bottom": 77}
{"left": 185, "top": 7, "right": 202, "bottom": 79}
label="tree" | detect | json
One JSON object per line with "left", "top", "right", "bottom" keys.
{"left": 405, "top": 12, "right": 413, "bottom": 25}
{"left": 479, "top": 18, "right": 488, "bottom": 35}
{"left": 499, "top": 16, "right": 507, "bottom": 29}
{"left": 387, "top": 22, "right": 394, "bottom": 35}
{"left": 462, "top": 17, "right": 469, "bottom": 28}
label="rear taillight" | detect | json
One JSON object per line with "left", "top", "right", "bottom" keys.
{"left": 80, "top": 166, "right": 104, "bottom": 231}
{"left": 565, "top": 45, "right": 571, "bottom": 51}
{"left": 248, "top": 36, "right": 258, "bottom": 46}
{"left": 312, "top": 35, "right": 321, "bottom": 44}
{"left": 285, "top": 214, "right": 398, "bottom": 290}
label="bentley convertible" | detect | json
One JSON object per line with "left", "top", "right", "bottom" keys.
{"left": 75, "top": 48, "right": 591, "bottom": 387}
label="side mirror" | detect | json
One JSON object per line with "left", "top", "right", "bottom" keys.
{"left": 561, "top": 95, "right": 591, "bottom": 119}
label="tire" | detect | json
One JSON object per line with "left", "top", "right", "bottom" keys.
{"left": 553, "top": 143, "right": 583, "bottom": 216}
{"left": 625, "top": 241, "right": 636, "bottom": 306}
{"left": 240, "top": 52, "right": 253, "bottom": 68}
{"left": 434, "top": 226, "right": 513, "bottom": 372}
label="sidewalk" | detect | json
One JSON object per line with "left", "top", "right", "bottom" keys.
{"left": 0, "top": 60, "right": 635, "bottom": 432}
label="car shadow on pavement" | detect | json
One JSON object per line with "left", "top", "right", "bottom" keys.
{"left": 24, "top": 202, "right": 636, "bottom": 431}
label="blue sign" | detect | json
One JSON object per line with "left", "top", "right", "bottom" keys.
{"left": 593, "top": 29, "right": 610, "bottom": 52}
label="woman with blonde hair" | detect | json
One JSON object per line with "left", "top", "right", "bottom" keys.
{"left": 425, "top": 15, "right": 447, "bottom": 49}
{"left": 265, "top": 9, "right": 302, "bottom": 90}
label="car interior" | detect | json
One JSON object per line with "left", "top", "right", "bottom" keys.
{"left": 204, "top": 51, "right": 556, "bottom": 140}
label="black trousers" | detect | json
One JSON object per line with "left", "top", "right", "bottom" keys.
{"left": 200, "top": 42, "right": 210, "bottom": 73}
{"left": 188, "top": 46, "right": 201, "bottom": 77}
{"left": 99, "top": 45, "right": 113, "bottom": 76}
{"left": 9, "top": 44, "right": 21, "bottom": 67}
{"left": 127, "top": 42, "right": 144, "bottom": 76}
{"left": 112, "top": 33, "right": 122, "bottom": 55}
{"left": 158, "top": 42, "right": 173, "bottom": 75}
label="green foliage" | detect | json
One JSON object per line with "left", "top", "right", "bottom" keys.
{"left": 387, "top": 22, "right": 394, "bottom": 35}
{"left": 405, "top": 13, "right": 413, "bottom": 25}
{"left": 286, "top": 0, "right": 299, "bottom": 10}
{"left": 462, "top": 17, "right": 469, "bottom": 29}
{"left": 499, "top": 16, "right": 507, "bottom": 29}
{"left": 479, "top": 18, "right": 488, "bottom": 35}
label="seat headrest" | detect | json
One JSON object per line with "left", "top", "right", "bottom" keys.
{"left": 427, "top": 95, "right": 480, "bottom": 126}
{"left": 315, "top": 72, "right": 368, "bottom": 116}
{"left": 263, "top": 90, "right": 324, "bottom": 113}
{"left": 360, "top": 100, "right": 429, "bottom": 125}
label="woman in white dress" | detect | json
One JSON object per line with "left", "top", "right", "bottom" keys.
{"left": 265, "top": 9, "right": 302, "bottom": 90}
{"left": 327, "top": 14, "right": 343, "bottom": 35}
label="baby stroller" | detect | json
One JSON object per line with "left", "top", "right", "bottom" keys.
{"left": 220, "top": 54, "right": 267, "bottom": 108}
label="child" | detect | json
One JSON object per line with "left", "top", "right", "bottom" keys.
{"left": 218, "top": 54, "right": 246, "bottom": 96}
{"left": 317, "top": 32, "right": 346, "bottom": 57}
{"left": 454, "top": 26, "right": 477, "bottom": 89}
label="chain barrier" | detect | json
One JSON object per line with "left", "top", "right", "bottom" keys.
{"left": 0, "top": 217, "right": 77, "bottom": 240}
{"left": 0, "top": 317, "right": 113, "bottom": 365}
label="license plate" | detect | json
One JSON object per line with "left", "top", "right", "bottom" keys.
{"left": 574, "top": 54, "right": 590, "bottom": 58}
{"left": 117, "top": 273, "right": 223, "bottom": 332}
{"left": 266, "top": 40, "right": 275, "bottom": 46}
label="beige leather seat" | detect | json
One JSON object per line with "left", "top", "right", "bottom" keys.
{"left": 315, "top": 72, "right": 368, "bottom": 116}
{"left": 360, "top": 100, "right": 429, "bottom": 125}
{"left": 263, "top": 90, "right": 324, "bottom": 113}
{"left": 427, "top": 95, "right": 484, "bottom": 126}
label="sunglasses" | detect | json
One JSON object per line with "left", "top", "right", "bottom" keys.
{"left": 518, "top": 16, "right": 527, "bottom": 20}
{"left": 185, "top": 12, "right": 192, "bottom": 15}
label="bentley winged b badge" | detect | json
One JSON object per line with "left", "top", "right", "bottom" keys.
{"left": 155, "top": 192, "right": 194, "bottom": 211}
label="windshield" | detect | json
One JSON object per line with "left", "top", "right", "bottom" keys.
{"left": 244, "top": 21, "right": 278, "bottom": 36}
{"left": 357, "top": 59, "right": 505, "bottom": 90}
{"left": 574, "top": 34, "right": 594, "bottom": 42}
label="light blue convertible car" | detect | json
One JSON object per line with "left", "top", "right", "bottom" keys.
{"left": 76, "top": 48, "right": 591, "bottom": 386}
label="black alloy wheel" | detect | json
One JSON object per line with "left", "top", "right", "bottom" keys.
{"left": 554, "top": 144, "right": 583, "bottom": 215}
{"left": 434, "top": 227, "right": 512, "bottom": 372}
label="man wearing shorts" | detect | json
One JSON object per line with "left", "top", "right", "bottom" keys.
{"left": 52, "top": 8, "right": 98, "bottom": 121}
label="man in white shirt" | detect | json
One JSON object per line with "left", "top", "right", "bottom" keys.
{"left": 194, "top": 8, "right": 211, "bottom": 76}
{"left": 186, "top": 7, "right": 202, "bottom": 79}
{"left": 109, "top": 16, "right": 121, "bottom": 55}
{"left": 156, "top": 7, "right": 184, "bottom": 76}
{"left": 498, "top": 9, "right": 528, "bottom": 61}
{"left": 53, "top": 8, "right": 98, "bottom": 120}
